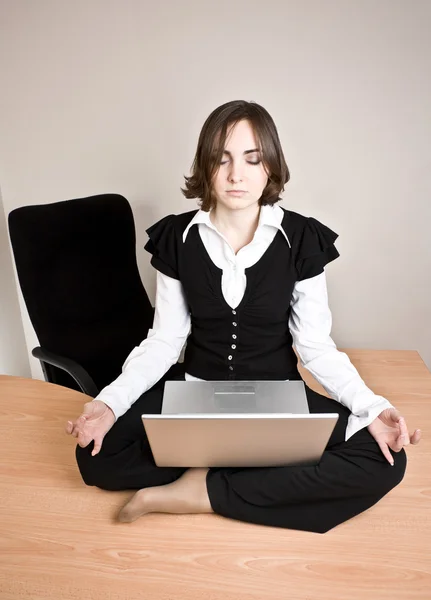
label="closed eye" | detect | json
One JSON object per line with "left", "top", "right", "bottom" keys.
{"left": 220, "top": 160, "right": 261, "bottom": 165}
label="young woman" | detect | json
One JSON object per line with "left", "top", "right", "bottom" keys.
{"left": 66, "top": 100, "right": 420, "bottom": 533}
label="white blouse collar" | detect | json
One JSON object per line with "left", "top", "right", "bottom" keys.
{"left": 182, "top": 203, "right": 290, "bottom": 247}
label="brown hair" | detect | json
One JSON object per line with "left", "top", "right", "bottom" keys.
{"left": 181, "top": 100, "right": 290, "bottom": 211}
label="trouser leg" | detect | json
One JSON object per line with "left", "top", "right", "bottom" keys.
{"left": 206, "top": 385, "right": 407, "bottom": 533}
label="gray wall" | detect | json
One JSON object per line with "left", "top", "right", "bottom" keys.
{"left": 0, "top": 187, "right": 31, "bottom": 376}
{"left": 0, "top": 0, "right": 430, "bottom": 378}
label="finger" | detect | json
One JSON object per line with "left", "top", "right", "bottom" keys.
{"left": 91, "top": 436, "right": 103, "bottom": 456}
{"left": 77, "top": 429, "right": 91, "bottom": 448}
{"left": 392, "top": 431, "right": 406, "bottom": 452}
{"left": 398, "top": 416, "right": 408, "bottom": 434}
{"left": 67, "top": 415, "right": 86, "bottom": 436}
{"left": 411, "top": 429, "right": 422, "bottom": 445}
{"left": 71, "top": 419, "right": 84, "bottom": 437}
{"left": 396, "top": 417, "right": 410, "bottom": 446}
{"left": 73, "top": 416, "right": 88, "bottom": 440}
{"left": 67, "top": 420, "right": 80, "bottom": 434}
{"left": 378, "top": 441, "right": 394, "bottom": 466}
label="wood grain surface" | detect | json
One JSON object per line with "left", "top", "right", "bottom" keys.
{"left": 0, "top": 349, "right": 430, "bottom": 600}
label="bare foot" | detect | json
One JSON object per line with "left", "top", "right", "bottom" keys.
{"left": 118, "top": 468, "right": 213, "bottom": 523}
{"left": 118, "top": 488, "right": 153, "bottom": 523}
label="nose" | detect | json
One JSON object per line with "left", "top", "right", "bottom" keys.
{"left": 228, "top": 160, "right": 244, "bottom": 183}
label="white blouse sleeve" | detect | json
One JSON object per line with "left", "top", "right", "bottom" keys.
{"left": 94, "top": 271, "right": 191, "bottom": 420}
{"left": 288, "top": 272, "right": 395, "bottom": 440}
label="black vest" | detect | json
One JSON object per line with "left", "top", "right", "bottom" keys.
{"left": 145, "top": 208, "right": 339, "bottom": 382}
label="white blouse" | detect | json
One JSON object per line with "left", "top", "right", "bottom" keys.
{"left": 95, "top": 204, "right": 394, "bottom": 441}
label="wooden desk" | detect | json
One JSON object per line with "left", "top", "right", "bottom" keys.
{"left": 1, "top": 350, "right": 430, "bottom": 600}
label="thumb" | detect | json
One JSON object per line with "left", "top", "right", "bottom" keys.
{"left": 377, "top": 440, "right": 394, "bottom": 466}
{"left": 82, "top": 401, "right": 99, "bottom": 418}
{"left": 91, "top": 434, "right": 104, "bottom": 456}
{"left": 388, "top": 408, "right": 401, "bottom": 423}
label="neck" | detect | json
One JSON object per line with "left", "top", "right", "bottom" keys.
{"left": 209, "top": 202, "right": 261, "bottom": 254}
{"left": 210, "top": 202, "right": 260, "bottom": 238}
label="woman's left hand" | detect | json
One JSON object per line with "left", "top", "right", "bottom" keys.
{"left": 368, "top": 408, "right": 421, "bottom": 465}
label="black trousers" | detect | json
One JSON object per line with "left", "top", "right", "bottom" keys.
{"left": 76, "top": 374, "right": 406, "bottom": 534}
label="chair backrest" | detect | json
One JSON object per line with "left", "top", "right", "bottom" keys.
{"left": 8, "top": 194, "right": 154, "bottom": 392}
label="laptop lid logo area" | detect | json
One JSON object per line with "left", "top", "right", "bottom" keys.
{"left": 162, "top": 380, "right": 309, "bottom": 415}
{"left": 213, "top": 383, "right": 256, "bottom": 396}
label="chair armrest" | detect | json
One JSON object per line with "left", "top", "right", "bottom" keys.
{"left": 32, "top": 346, "right": 99, "bottom": 398}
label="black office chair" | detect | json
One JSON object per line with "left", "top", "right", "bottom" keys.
{"left": 8, "top": 193, "right": 182, "bottom": 397}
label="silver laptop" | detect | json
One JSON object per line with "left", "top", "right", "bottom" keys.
{"left": 142, "top": 380, "right": 338, "bottom": 468}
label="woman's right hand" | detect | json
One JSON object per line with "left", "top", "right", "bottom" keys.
{"left": 66, "top": 400, "right": 116, "bottom": 456}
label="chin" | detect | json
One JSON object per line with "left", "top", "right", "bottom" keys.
{"left": 221, "top": 196, "right": 259, "bottom": 212}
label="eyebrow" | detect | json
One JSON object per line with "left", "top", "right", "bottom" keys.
{"left": 222, "top": 148, "right": 260, "bottom": 156}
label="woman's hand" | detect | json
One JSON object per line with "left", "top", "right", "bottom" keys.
{"left": 66, "top": 400, "right": 116, "bottom": 456}
{"left": 367, "top": 408, "right": 421, "bottom": 465}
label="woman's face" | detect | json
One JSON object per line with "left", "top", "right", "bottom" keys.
{"left": 211, "top": 119, "right": 269, "bottom": 212}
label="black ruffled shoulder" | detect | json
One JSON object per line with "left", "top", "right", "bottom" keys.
{"left": 296, "top": 217, "right": 340, "bottom": 281}
{"left": 144, "top": 214, "right": 179, "bottom": 279}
